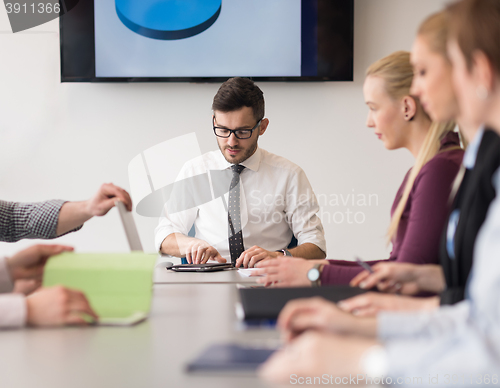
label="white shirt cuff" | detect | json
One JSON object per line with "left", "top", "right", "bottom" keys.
{"left": 377, "top": 301, "right": 470, "bottom": 340}
{"left": 0, "top": 256, "right": 15, "bottom": 293}
{"left": 361, "top": 345, "right": 390, "bottom": 377}
{"left": 0, "top": 294, "right": 27, "bottom": 328}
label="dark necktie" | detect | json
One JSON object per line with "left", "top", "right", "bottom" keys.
{"left": 228, "top": 164, "right": 245, "bottom": 266}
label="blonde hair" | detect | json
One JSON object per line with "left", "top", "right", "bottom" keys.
{"left": 366, "top": 51, "right": 457, "bottom": 243}
{"left": 418, "top": 10, "right": 469, "bottom": 149}
{"left": 417, "top": 11, "right": 450, "bottom": 61}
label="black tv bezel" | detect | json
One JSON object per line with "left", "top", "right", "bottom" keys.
{"left": 60, "top": 0, "right": 354, "bottom": 83}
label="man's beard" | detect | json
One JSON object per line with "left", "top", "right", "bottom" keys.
{"left": 219, "top": 139, "right": 259, "bottom": 165}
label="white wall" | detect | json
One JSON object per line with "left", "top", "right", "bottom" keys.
{"left": 0, "top": 0, "right": 448, "bottom": 259}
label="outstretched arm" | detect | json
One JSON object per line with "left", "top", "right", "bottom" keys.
{"left": 56, "top": 183, "right": 132, "bottom": 236}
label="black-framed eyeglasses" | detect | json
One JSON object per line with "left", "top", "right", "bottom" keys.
{"left": 213, "top": 117, "right": 262, "bottom": 139}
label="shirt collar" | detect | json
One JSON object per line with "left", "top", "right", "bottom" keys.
{"left": 215, "top": 147, "right": 262, "bottom": 172}
{"left": 463, "top": 125, "right": 485, "bottom": 170}
{"left": 240, "top": 147, "right": 262, "bottom": 172}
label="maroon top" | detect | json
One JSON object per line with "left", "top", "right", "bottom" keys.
{"left": 320, "top": 132, "right": 464, "bottom": 285}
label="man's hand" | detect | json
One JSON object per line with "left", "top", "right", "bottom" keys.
{"left": 183, "top": 238, "right": 226, "bottom": 264}
{"left": 57, "top": 183, "right": 133, "bottom": 236}
{"left": 252, "top": 257, "right": 322, "bottom": 287}
{"left": 338, "top": 292, "right": 440, "bottom": 317}
{"left": 6, "top": 244, "right": 74, "bottom": 282}
{"left": 86, "top": 183, "right": 132, "bottom": 217}
{"left": 26, "top": 286, "right": 99, "bottom": 326}
{"left": 350, "top": 263, "right": 445, "bottom": 295}
{"left": 235, "top": 246, "right": 281, "bottom": 268}
{"left": 277, "top": 297, "right": 376, "bottom": 343}
{"left": 259, "top": 331, "right": 377, "bottom": 384}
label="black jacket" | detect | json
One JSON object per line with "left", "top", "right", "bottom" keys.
{"left": 440, "top": 129, "right": 500, "bottom": 305}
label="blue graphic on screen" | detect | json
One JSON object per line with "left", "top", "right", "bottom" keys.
{"left": 115, "top": 0, "right": 222, "bottom": 40}
{"left": 96, "top": 0, "right": 301, "bottom": 77}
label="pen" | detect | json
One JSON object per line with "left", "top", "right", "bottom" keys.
{"left": 355, "top": 256, "right": 374, "bottom": 274}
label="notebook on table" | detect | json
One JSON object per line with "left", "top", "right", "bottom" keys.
{"left": 43, "top": 201, "right": 156, "bottom": 325}
{"left": 43, "top": 252, "right": 157, "bottom": 326}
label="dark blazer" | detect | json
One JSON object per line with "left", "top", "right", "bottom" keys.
{"left": 440, "top": 129, "right": 500, "bottom": 305}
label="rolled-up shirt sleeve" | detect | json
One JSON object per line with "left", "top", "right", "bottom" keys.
{"left": 285, "top": 167, "right": 327, "bottom": 254}
{"left": 154, "top": 163, "right": 199, "bottom": 252}
{"left": 154, "top": 206, "right": 198, "bottom": 252}
{"left": 0, "top": 294, "right": 27, "bottom": 329}
{"left": 0, "top": 257, "right": 27, "bottom": 329}
{"left": 0, "top": 199, "right": 81, "bottom": 242}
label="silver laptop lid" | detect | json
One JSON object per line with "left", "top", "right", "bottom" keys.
{"left": 116, "top": 201, "right": 143, "bottom": 252}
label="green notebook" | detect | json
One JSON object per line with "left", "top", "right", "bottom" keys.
{"left": 43, "top": 252, "right": 157, "bottom": 325}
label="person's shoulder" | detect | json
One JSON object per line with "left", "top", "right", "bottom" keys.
{"left": 480, "top": 129, "right": 500, "bottom": 157}
{"left": 473, "top": 130, "right": 500, "bottom": 175}
{"left": 418, "top": 149, "right": 463, "bottom": 181}
{"left": 180, "top": 150, "right": 223, "bottom": 175}
{"left": 259, "top": 149, "right": 304, "bottom": 175}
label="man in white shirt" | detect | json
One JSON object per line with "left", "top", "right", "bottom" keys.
{"left": 155, "top": 77, "right": 326, "bottom": 267}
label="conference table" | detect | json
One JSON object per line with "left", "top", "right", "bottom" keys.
{"left": 0, "top": 266, "right": 281, "bottom": 388}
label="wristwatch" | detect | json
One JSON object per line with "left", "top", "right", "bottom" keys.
{"left": 307, "top": 263, "right": 323, "bottom": 287}
{"left": 280, "top": 249, "right": 292, "bottom": 257}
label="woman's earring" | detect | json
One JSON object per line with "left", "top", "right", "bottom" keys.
{"left": 476, "top": 85, "right": 489, "bottom": 100}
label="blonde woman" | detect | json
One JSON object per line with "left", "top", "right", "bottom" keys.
{"left": 343, "top": 11, "right": 500, "bottom": 315}
{"left": 260, "top": 0, "right": 500, "bottom": 382}
{"left": 254, "top": 51, "right": 463, "bottom": 287}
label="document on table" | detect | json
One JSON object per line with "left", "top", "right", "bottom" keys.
{"left": 238, "top": 268, "right": 264, "bottom": 277}
{"left": 43, "top": 252, "right": 157, "bottom": 325}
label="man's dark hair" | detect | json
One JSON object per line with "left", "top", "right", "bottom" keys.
{"left": 212, "top": 77, "right": 265, "bottom": 121}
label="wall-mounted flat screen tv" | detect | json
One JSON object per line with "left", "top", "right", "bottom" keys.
{"left": 60, "top": 0, "right": 354, "bottom": 82}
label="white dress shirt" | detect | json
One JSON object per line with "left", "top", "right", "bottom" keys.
{"left": 372, "top": 167, "right": 500, "bottom": 382}
{"left": 0, "top": 257, "right": 26, "bottom": 328}
{"left": 155, "top": 147, "right": 326, "bottom": 259}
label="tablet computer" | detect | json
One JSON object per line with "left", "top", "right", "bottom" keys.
{"left": 239, "top": 285, "right": 368, "bottom": 320}
{"left": 186, "top": 344, "right": 276, "bottom": 374}
{"left": 167, "top": 263, "right": 233, "bottom": 272}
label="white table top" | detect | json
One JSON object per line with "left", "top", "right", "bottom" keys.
{"left": 0, "top": 283, "right": 279, "bottom": 388}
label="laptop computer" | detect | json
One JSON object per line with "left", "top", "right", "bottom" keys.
{"left": 116, "top": 200, "right": 144, "bottom": 252}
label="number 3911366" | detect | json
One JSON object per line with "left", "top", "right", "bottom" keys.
{"left": 5, "top": 3, "right": 61, "bottom": 14}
